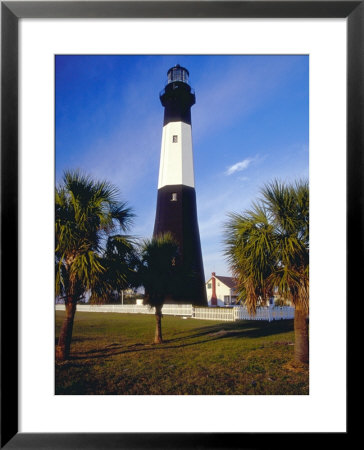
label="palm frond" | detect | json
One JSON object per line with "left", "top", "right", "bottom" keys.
{"left": 55, "top": 170, "right": 136, "bottom": 304}
{"left": 224, "top": 179, "right": 309, "bottom": 315}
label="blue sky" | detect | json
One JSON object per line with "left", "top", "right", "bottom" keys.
{"left": 56, "top": 55, "right": 309, "bottom": 280}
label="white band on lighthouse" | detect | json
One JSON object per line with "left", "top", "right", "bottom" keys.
{"left": 158, "top": 121, "right": 195, "bottom": 189}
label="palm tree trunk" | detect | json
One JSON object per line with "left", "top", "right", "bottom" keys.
{"left": 56, "top": 297, "right": 77, "bottom": 361}
{"left": 154, "top": 306, "right": 163, "bottom": 344}
{"left": 294, "top": 304, "right": 309, "bottom": 364}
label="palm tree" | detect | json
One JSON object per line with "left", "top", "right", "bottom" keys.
{"left": 89, "top": 234, "right": 140, "bottom": 304}
{"left": 224, "top": 180, "right": 309, "bottom": 365}
{"left": 139, "top": 233, "right": 179, "bottom": 344}
{"left": 55, "top": 170, "right": 134, "bottom": 361}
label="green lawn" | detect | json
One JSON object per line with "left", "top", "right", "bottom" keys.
{"left": 55, "top": 311, "right": 308, "bottom": 395}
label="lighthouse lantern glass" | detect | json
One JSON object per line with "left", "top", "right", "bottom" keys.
{"left": 167, "top": 67, "right": 189, "bottom": 84}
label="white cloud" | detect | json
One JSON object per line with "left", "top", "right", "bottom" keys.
{"left": 225, "top": 158, "right": 253, "bottom": 175}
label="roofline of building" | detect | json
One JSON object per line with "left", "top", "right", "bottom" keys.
{"left": 205, "top": 274, "right": 237, "bottom": 290}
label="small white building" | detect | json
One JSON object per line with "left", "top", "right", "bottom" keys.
{"left": 205, "top": 272, "right": 238, "bottom": 307}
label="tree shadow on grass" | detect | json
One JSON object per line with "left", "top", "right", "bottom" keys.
{"left": 165, "top": 319, "right": 294, "bottom": 344}
{"left": 64, "top": 319, "right": 294, "bottom": 363}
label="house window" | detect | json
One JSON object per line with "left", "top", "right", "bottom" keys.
{"left": 207, "top": 283, "right": 212, "bottom": 289}
{"left": 224, "top": 296, "right": 230, "bottom": 305}
{"left": 171, "top": 193, "right": 177, "bottom": 201}
{"left": 172, "top": 135, "right": 178, "bottom": 143}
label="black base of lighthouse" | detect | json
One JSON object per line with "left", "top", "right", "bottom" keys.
{"left": 153, "top": 185, "right": 207, "bottom": 307}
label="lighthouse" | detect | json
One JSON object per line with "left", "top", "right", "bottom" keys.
{"left": 153, "top": 65, "right": 207, "bottom": 306}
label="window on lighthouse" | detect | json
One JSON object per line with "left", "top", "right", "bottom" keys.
{"left": 171, "top": 193, "right": 177, "bottom": 201}
{"left": 172, "top": 135, "right": 178, "bottom": 143}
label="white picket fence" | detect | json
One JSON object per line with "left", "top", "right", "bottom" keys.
{"left": 55, "top": 304, "right": 294, "bottom": 322}
{"left": 270, "top": 306, "right": 295, "bottom": 321}
{"left": 194, "top": 307, "right": 235, "bottom": 322}
{"left": 56, "top": 303, "right": 193, "bottom": 317}
{"left": 233, "top": 306, "right": 295, "bottom": 322}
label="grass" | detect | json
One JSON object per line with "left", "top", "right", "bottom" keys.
{"left": 55, "top": 311, "right": 309, "bottom": 395}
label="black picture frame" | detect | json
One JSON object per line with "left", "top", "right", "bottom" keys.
{"left": 1, "top": 1, "right": 356, "bottom": 448}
